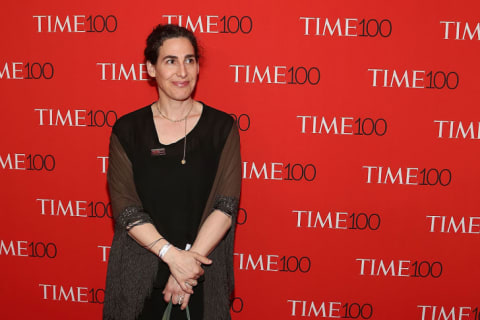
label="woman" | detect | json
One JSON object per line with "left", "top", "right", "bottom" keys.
{"left": 103, "top": 24, "right": 241, "bottom": 320}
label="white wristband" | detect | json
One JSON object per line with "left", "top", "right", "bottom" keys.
{"left": 158, "top": 243, "right": 172, "bottom": 260}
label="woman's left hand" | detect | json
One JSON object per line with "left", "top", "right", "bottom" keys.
{"left": 163, "top": 275, "right": 192, "bottom": 310}
{"left": 162, "top": 248, "right": 211, "bottom": 293}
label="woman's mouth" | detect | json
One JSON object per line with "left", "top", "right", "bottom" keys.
{"left": 172, "top": 81, "right": 189, "bottom": 87}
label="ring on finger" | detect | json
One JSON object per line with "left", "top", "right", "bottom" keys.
{"left": 178, "top": 295, "right": 184, "bottom": 305}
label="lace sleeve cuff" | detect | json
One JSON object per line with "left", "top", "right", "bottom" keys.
{"left": 213, "top": 195, "right": 239, "bottom": 217}
{"left": 118, "top": 206, "right": 153, "bottom": 231}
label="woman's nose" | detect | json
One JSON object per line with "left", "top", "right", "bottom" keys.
{"left": 177, "top": 62, "right": 187, "bottom": 77}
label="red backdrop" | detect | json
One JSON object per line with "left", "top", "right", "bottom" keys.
{"left": 1, "top": 0, "right": 479, "bottom": 319}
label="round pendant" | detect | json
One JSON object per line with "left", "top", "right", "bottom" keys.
{"left": 181, "top": 159, "right": 186, "bottom": 165}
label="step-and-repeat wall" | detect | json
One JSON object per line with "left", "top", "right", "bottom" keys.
{"left": 1, "top": 0, "right": 479, "bottom": 319}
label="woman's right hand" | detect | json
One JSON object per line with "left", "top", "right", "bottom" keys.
{"left": 162, "top": 248, "right": 212, "bottom": 293}
{"left": 163, "top": 275, "right": 191, "bottom": 310}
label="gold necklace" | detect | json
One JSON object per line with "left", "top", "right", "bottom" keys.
{"left": 156, "top": 102, "right": 194, "bottom": 123}
{"left": 155, "top": 102, "right": 194, "bottom": 165}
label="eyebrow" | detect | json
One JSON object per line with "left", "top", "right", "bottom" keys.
{"left": 162, "top": 54, "right": 196, "bottom": 61}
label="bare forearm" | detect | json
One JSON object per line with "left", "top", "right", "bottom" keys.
{"left": 127, "top": 223, "right": 168, "bottom": 255}
{"left": 190, "top": 210, "right": 232, "bottom": 256}
{"left": 128, "top": 222, "right": 211, "bottom": 293}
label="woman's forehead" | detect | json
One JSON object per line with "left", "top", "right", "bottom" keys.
{"left": 159, "top": 37, "right": 195, "bottom": 57}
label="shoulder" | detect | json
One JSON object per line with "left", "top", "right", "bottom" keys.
{"left": 110, "top": 104, "right": 152, "bottom": 155}
{"left": 199, "top": 102, "right": 237, "bottom": 149}
{"left": 201, "top": 102, "right": 235, "bottom": 130}
{"left": 112, "top": 104, "right": 152, "bottom": 136}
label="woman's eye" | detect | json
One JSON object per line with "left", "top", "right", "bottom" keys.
{"left": 186, "top": 58, "right": 195, "bottom": 64}
{"left": 166, "top": 59, "right": 175, "bottom": 64}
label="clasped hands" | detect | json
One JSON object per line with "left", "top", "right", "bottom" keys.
{"left": 162, "top": 247, "right": 211, "bottom": 310}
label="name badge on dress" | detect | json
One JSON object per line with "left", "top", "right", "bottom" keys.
{"left": 151, "top": 148, "right": 166, "bottom": 156}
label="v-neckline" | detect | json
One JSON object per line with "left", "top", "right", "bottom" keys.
{"left": 150, "top": 101, "right": 205, "bottom": 146}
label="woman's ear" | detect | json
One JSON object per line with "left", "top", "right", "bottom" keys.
{"left": 146, "top": 60, "right": 156, "bottom": 77}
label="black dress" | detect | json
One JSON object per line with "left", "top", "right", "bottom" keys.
{"left": 103, "top": 102, "right": 241, "bottom": 320}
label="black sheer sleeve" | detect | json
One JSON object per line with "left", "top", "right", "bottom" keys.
{"left": 201, "top": 124, "right": 242, "bottom": 320}
{"left": 206, "top": 123, "right": 241, "bottom": 219}
{"left": 107, "top": 133, "right": 153, "bottom": 230}
{"left": 103, "top": 133, "right": 159, "bottom": 320}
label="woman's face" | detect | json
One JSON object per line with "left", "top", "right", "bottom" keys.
{"left": 147, "top": 37, "right": 199, "bottom": 102}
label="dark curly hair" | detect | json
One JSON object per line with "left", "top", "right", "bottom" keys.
{"left": 144, "top": 24, "right": 200, "bottom": 65}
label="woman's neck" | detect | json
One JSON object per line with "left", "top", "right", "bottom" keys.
{"left": 156, "top": 97, "right": 195, "bottom": 120}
